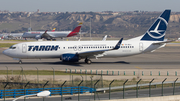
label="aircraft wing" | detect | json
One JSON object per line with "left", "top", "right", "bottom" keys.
{"left": 152, "top": 40, "right": 175, "bottom": 45}
{"left": 78, "top": 38, "right": 123, "bottom": 58}
{"left": 41, "top": 30, "right": 54, "bottom": 40}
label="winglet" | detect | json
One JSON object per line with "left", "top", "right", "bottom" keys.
{"left": 113, "top": 38, "right": 123, "bottom": 50}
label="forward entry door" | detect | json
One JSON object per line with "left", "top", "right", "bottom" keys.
{"left": 22, "top": 44, "right": 27, "bottom": 53}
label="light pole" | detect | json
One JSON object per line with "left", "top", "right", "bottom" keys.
{"left": 51, "top": 67, "right": 55, "bottom": 87}
{"left": 35, "top": 67, "right": 39, "bottom": 83}
{"left": 5, "top": 66, "right": 8, "bottom": 82}
{"left": 90, "top": 17, "right": 92, "bottom": 40}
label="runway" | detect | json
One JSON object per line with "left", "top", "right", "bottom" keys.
{"left": 0, "top": 45, "right": 180, "bottom": 70}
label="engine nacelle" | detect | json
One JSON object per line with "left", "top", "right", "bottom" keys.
{"left": 35, "top": 35, "right": 41, "bottom": 40}
{"left": 61, "top": 54, "right": 79, "bottom": 62}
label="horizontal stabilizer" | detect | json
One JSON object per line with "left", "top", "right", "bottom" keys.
{"left": 152, "top": 40, "right": 175, "bottom": 45}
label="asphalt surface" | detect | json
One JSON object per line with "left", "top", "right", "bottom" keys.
{"left": 0, "top": 44, "right": 180, "bottom": 100}
{"left": 0, "top": 45, "right": 180, "bottom": 70}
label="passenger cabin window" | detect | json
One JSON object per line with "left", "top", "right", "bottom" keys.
{"left": 9, "top": 46, "right": 16, "bottom": 49}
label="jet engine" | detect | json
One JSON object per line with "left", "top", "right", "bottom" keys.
{"left": 61, "top": 54, "right": 79, "bottom": 62}
{"left": 35, "top": 35, "right": 41, "bottom": 40}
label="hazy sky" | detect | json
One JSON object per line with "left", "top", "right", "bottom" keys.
{"left": 0, "top": 0, "right": 179, "bottom": 12}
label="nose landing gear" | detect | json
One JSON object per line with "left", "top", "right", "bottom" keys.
{"left": 19, "top": 60, "right": 22, "bottom": 64}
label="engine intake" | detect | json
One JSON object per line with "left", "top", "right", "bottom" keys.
{"left": 61, "top": 54, "right": 79, "bottom": 62}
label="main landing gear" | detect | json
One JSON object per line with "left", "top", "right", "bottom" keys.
{"left": 19, "top": 60, "right": 22, "bottom": 64}
{"left": 85, "top": 58, "right": 91, "bottom": 64}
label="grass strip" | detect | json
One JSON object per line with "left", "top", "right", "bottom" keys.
{"left": 0, "top": 43, "right": 16, "bottom": 48}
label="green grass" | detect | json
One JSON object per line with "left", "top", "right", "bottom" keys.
{"left": 0, "top": 43, "right": 16, "bottom": 48}
{"left": 171, "top": 41, "right": 180, "bottom": 43}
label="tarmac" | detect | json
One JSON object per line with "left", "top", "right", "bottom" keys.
{"left": 0, "top": 43, "right": 180, "bottom": 82}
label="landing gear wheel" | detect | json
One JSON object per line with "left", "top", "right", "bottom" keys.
{"left": 85, "top": 58, "right": 91, "bottom": 64}
{"left": 87, "top": 60, "right": 91, "bottom": 64}
{"left": 19, "top": 60, "right": 22, "bottom": 64}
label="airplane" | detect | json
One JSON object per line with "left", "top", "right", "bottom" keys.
{"left": 3, "top": 10, "right": 172, "bottom": 64}
{"left": 102, "top": 35, "right": 107, "bottom": 41}
{"left": 1, "top": 33, "right": 23, "bottom": 39}
{"left": 22, "top": 23, "right": 83, "bottom": 40}
{"left": 51, "top": 28, "right": 56, "bottom": 32}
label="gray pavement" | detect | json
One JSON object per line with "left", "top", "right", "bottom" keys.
{"left": 0, "top": 45, "right": 180, "bottom": 100}
{"left": 0, "top": 45, "right": 180, "bottom": 70}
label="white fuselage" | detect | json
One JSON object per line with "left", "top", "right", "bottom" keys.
{"left": 22, "top": 31, "right": 71, "bottom": 38}
{"left": 3, "top": 37, "right": 164, "bottom": 60}
{"left": 3, "top": 10, "right": 170, "bottom": 63}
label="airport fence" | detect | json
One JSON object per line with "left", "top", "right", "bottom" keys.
{"left": 65, "top": 68, "right": 179, "bottom": 76}
{"left": 1, "top": 67, "right": 180, "bottom": 100}
{"left": 1, "top": 78, "right": 180, "bottom": 101}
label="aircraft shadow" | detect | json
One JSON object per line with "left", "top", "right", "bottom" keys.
{"left": 1, "top": 61, "right": 179, "bottom": 66}
{"left": 0, "top": 61, "right": 130, "bottom": 66}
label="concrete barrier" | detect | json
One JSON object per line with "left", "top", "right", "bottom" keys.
{"left": 94, "top": 95, "right": 180, "bottom": 101}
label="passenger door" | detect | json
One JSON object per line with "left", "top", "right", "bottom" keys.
{"left": 22, "top": 44, "right": 27, "bottom": 53}
{"left": 139, "top": 42, "right": 143, "bottom": 52}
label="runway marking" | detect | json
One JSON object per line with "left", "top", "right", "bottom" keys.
{"left": 135, "top": 67, "right": 142, "bottom": 69}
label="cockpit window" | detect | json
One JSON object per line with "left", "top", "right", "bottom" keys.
{"left": 9, "top": 45, "right": 16, "bottom": 49}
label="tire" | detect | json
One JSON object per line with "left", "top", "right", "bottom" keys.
{"left": 87, "top": 60, "right": 91, "bottom": 64}
{"left": 19, "top": 60, "right": 22, "bottom": 64}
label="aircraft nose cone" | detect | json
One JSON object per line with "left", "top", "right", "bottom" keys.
{"left": 3, "top": 50, "right": 8, "bottom": 56}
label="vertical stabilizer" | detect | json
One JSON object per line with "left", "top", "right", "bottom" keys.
{"left": 67, "top": 22, "right": 83, "bottom": 37}
{"left": 141, "top": 10, "right": 171, "bottom": 41}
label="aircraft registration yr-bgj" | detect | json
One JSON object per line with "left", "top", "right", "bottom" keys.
{"left": 22, "top": 23, "right": 83, "bottom": 40}
{"left": 3, "top": 10, "right": 172, "bottom": 64}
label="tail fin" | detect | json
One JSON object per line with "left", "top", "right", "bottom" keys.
{"left": 141, "top": 10, "right": 171, "bottom": 41}
{"left": 102, "top": 35, "right": 107, "bottom": 41}
{"left": 67, "top": 22, "right": 83, "bottom": 37}
{"left": 28, "top": 27, "right": 31, "bottom": 32}
{"left": 51, "top": 28, "right": 56, "bottom": 32}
